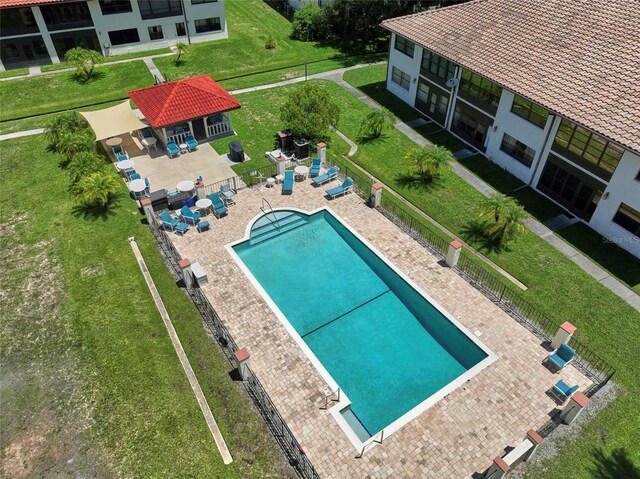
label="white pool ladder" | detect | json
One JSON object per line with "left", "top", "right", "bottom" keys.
{"left": 260, "top": 197, "right": 281, "bottom": 231}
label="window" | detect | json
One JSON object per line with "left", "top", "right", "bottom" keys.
{"left": 391, "top": 66, "right": 410, "bottom": 90}
{"left": 40, "top": 2, "right": 93, "bottom": 31}
{"left": 1, "top": 36, "right": 51, "bottom": 67}
{"left": 51, "top": 29, "right": 100, "bottom": 58}
{"left": 192, "top": 0, "right": 218, "bottom": 3}
{"left": 458, "top": 69, "right": 503, "bottom": 115}
{"left": 500, "top": 134, "right": 536, "bottom": 167}
{"left": 99, "top": 1, "right": 132, "bottom": 15}
{"left": 0, "top": 7, "right": 38, "bottom": 36}
{"left": 613, "top": 203, "right": 640, "bottom": 237}
{"left": 415, "top": 79, "right": 449, "bottom": 125}
{"left": 194, "top": 17, "right": 222, "bottom": 33}
{"left": 421, "top": 50, "right": 456, "bottom": 83}
{"left": 451, "top": 103, "right": 492, "bottom": 151}
{"left": 138, "top": 0, "right": 182, "bottom": 20}
{"left": 394, "top": 35, "right": 415, "bottom": 58}
{"left": 511, "top": 95, "right": 549, "bottom": 128}
{"left": 553, "top": 118, "right": 623, "bottom": 177}
{"left": 176, "top": 22, "right": 186, "bottom": 36}
{"left": 148, "top": 25, "right": 164, "bottom": 41}
{"left": 108, "top": 28, "right": 140, "bottom": 46}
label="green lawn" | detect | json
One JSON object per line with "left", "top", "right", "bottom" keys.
{"left": 0, "top": 68, "right": 28, "bottom": 79}
{"left": 0, "top": 135, "right": 295, "bottom": 478}
{"left": 0, "top": 61, "right": 153, "bottom": 121}
{"left": 40, "top": 47, "right": 173, "bottom": 72}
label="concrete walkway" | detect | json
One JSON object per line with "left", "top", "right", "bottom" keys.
{"left": 128, "top": 237, "right": 233, "bottom": 465}
{"left": 0, "top": 128, "right": 46, "bottom": 141}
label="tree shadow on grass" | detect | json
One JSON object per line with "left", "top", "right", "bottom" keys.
{"left": 71, "top": 196, "right": 121, "bottom": 222}
{"left": 357, "top": 132, "right": 390, "bottom": 145}
{"left": 395, "top": 172, "right": 442, "bottom": 193}
{"left": 460, "top": 219, "right": 510, "bottom": 254}
{"left": 69, "top": 70, "right": 106, "bottom": 85}
{"left": 591, "top": 448, "right": 640, "bottom": 479}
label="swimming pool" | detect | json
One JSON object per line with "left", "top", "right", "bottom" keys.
{"left": 229, "top": 208, "right": 495, "bottom": 449}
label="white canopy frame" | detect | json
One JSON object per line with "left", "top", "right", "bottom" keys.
{"left": 80, "top": 101, "right": 147, "bottom": 141}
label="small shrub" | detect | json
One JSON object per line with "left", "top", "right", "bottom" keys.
{"left": 77, "top": 172, "right": 119, "bottom": 208}
{"left": 46, "top": 112, "right": 89, "bottom": 150}
{"left": 291, "top": 4, "right": 328, "bottom": 41}
{"left": 358, "top": 109, "right": 393, "bottom": 139}
{"left": 265, "top": 35, "right": 278, "bottom": 50}
{"left": 403, "top": 144, "right": 453, "bottom": 181}
{"left": 175, "top": 42, "right": 188, "bottom": 65}
{"left": 55, "top": 130, "right": 96, "bottom": 166}
{"left": 68, "top": 151, "right": 106, "bottom": 190}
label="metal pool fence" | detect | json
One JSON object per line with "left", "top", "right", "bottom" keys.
{"left": 325, "top": 152, "right": 375, "bottom": 198}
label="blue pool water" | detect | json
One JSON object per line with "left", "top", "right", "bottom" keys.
{"left": 233, "top": 210, "right": 487, "bottom": 439}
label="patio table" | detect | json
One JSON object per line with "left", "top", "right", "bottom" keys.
{"left": 275, "top": 174, "right": 284, "bottom": 184}
{"left": 141, "top": 136, "right": 157, "bottom": 152}
{"left": 294, "top": 165, "right": 309, "bottom": 180}
{"left": 195, "top": 198, "right": 212, "bottom": 215}
{"left": 106, "top": 137, "right": 123, "bottom": 147}
{"left": 129, "top": 179, "right": 146, "bottom": 198}
{"left": 177, "top": 180, "right": 195, "bottom": 192}
{"left": 179, "top": 143, "right": 189, "bottom": 154}
{"left": 266, "top": 177, "right": 275, "bottom": 188}
{"left": 115, "top": 159, "right": 134, "bottom": 170}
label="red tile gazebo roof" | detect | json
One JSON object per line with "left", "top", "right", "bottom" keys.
{"left": 128, "top": 75, "right": 241, "bottom": 128}
{"left": 0, "top": 0, "right": 64, "bottom": 7}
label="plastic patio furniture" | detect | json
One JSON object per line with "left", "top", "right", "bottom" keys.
{"left": 144, "top": 177, "right": 150, "bottom": 193}
{"left": 546, "top": 343, "right": 576, "bottom": 372}
{"left": 220, "top": 182, "right": 236, "bottom": 205}
{"left": 309, "top": 157, "right": 322, "bottom": 177}
{"left": 326, "top": 177, "right": 353, "bottom": 199}
{"left": 185, "top": 134, "right": 198, "bottom": 151}
{"left": 282, "top": 170, "right": 294, "bottom": 194}
{"left": 197, "top": 220, "right": 210, "bottom": 233}
{"left": 130, "top": 173, "right": 141, "bottom": 181}
{"left": 180, "top": 206, "right": 201, "bottom": 225}
{"left": 549, "top": 379, "right": 579, "bottom": 403}
{"left": 159, "top": 211, "right": 179, "bottom": 231}
{"left": 112, "top": 145, "right": 123, "bottom": 156}
{"left": 207, "top": 193, "right": 229, "bottom": 218}
{"left": 175, "top": 222, "right": 189, "bottom": 235}
{"left": 183, "top": 196, "right": 196, "bottom": 208}
{"left": 312, "top": 166, "right": 339, "bottom": 186}
{"left": 167, "top": 142, "right": 180, "bottom": 158}
{"left": 117, "top": 153, "right": 129, "bottom": 162}
{"left": 139, "top": 127, "right": 153, "bottom": 139}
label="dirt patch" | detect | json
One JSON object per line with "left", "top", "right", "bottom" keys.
{"left": 2, "top": 413, "right": 54, "bottom": 479}
{"left": 80, "top": 264, "right": 105, "bottom": 277}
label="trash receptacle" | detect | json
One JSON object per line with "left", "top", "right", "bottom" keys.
{"left": 229, "top": 141, "right": 244, "bottom": 163}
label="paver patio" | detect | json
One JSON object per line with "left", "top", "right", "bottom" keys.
{"left": 169, "top": 178, "right": 590, "bottom": 478}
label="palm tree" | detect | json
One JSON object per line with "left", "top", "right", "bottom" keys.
{"left": 404, "top": 146, "right": 430, "bottom": 178}
{"left": 358, "top": 109, "right": 394, "bottom": 139}
{"left": 45, "top": 112, "right": 88, "bottom": 149}
{"left": 478, "top": 194, "right": 511, "bottom": 223}
{"left": 68, "top": 151, "right": 105, "bottom": 188}
{"left": 78, "top": 172, "right": 119, "bottom": 207}
{"left": 478, "top": 194, "right": 529, "bottom": 244}
{"left": 64, "top": 47, "right": 104, "bottom": 80}
{"left": 423, "top": 145, "right": 453, "bottom": 179}
{"left": 56, "top": 130, "right": 95, "bottom": 165}
{"left": 175, "top": 42, "right": 188, "bottom": 64}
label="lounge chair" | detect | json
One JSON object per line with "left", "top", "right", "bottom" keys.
{"left": 549, "top": 379, "right": 579, "bottom": 403}
{"left": 326, "top": 177, "right": 353, "bottom": 199}
{"left": 309, "top": 157, "right": 322, "bottom": 177}
{"left": 312, "top": 166, "right": 339, "bottom": 186}
{"left": 207, "top": 193, "right": 228, "bottom": 218}
{"left": 185, "top": 134, "right": 198, "bottom": 151}
{"left": 180, "top": 205, "right": 201, "bottom": 225}
{"left": 282, "top": 170, "right": 294, "bottom": 194}
{"left": 167, "top": 142, "right": 180, "bottom": 158}
{"left": 220, "top": 182, "right": 236, "bottom": 205}
{"left": 175, "top": 222, "right": 189, "bottom": 235}
{"left": 546, "top": 343, "right": 576, "bottom": 372}
{"left": 159, "top": 211, "right": 179, "bottom": 231}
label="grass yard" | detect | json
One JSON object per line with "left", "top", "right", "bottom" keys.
{"left": 0, "top": 61, "right": 153, "bottom": 121}
{"left": 0, "top": 68, "right": 28, "bottom": 79}
{"left": 40, "top": 47, "right": 173, "bottom": 72}
{"left": 0, "top": 134, "right": 295, "bottom": 478}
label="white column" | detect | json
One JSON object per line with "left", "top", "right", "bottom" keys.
{"left": 178, "top": 258, "right": 193, "bottom": 289}
{"left": 446, "top": 239, "right": 463, "bottom": 268}
{"left": 370, "top": 182, "right": 382, "bottom": 208}
{"left": 317, "top": 142, "right": 326, "bottom": 163}
{"left": 551, "top": 321, "right": 576, "bottom": 350}
{"left": 31, "top": 6, "right": 60, "bottom": 64}
{"left": 523, "top": 429, "right": 544, "bottom": 461}
{"left": 562, "top": 391, "right": 590, "bottom": 425}
{"left": 195, "top": 180, "right": 205, "bottom": 200}
{"left": 276, "top": 159, "right": 287, "bottom": 176}
{"left": 484, "top": 456, "right": 509, "bottom": 479}
{"left": 234, "top": 348, "right": 251, "bottom": 380}
{"left": 140, "top": 198, "right": 155, "bottom": 223}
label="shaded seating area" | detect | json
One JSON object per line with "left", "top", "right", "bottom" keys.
{"left": 549, "top": 379, "right": 579, "bottom": 403}
{"left": 545, "top": 343, "right": 576, "bottom": 372}
{"left": 326, "top": 177, "right": 353, "bottom": 199}
{"left": 312, "top": 166, "right": 339, "bottom": 186}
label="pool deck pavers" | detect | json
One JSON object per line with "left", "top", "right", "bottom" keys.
{"left": 169, "top": 179, "right": 591, "bottom": 479}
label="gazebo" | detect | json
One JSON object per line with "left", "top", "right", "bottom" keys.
{"left": 128, "top": 75, "right": 241, "bottom": 148}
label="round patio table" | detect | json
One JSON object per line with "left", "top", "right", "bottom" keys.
{"left": 294, "top": 165, "right": 309, "bottom": 180}
{"left": 106, "top": 137, "right": 123, "bottom": 147}
{"left": 266, "top": 177, "right": 275, "bottom": 188}
{"left": 275, "top": 174, "right": 284, "bottom": 184}
{"left": 195, "top": 198, "right": 212, "bottom": 215}
{"left": 115, "top": 159, "right": 134, "bottom": 170}
{"left": 177, "top": 180, "right": 195, "bottom": 192}
{"left": 129, "top": 179, "right": 146, "bottom": 196}
{"left": 141, "top": 137, "right": 157, "bottom": 152}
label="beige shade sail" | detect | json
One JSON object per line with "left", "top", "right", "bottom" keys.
{"left": 80, "top": 101, "right": 147, "bottom": 141}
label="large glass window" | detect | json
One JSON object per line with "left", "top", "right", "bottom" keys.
{"left": 553, "top": 118, "right": 623, "bottom": 179}
{"left": 175, "top": 22, "right": 186, "bottom": 37}
{"left": 394, "top": 35, "right": 415, "bottom": 58}
{"left": 500, "top": 133, "right": 535, "bottom": 167}
{"left": 108, "top": 28, "right": 140, "bottom": 46}
{"left": 138, "top": 0, "right": 182, "bottom": 20}
{"left": 391, "top": 66, "right": 411, "bottom": 91}
{"left": 0, "top": 7, "right": 38, "bottom": 36}
{"left": 458, "top": 69, "right": 502, "bottom": 115}
{"left": 421, "top": 50, "right": 455, "bottom": 84}
{"left": 99, "top": 1, "right": 132, "bottom": 15}
{"left": 0, "top": 36, "right": 51, "bottom": 68}
{"left": 40, "top": 2, "right": 93, "bottom": 31}
{"left": 511, "top": 95, "right": 549, "bottom": 128}
{"left": 194, "top": 17, "right": 222, "bottom": 33}
{"left": 148, "top": 25, "right": 164, "bottom": 41}
{"left": 415, "top": 79, "right": 449, "bottom": 125}
{"left": 613, "top": 203, "right": 640, "bottom": 237}
{"left": 51, "top": 29, "right": 100, "bottom": 58}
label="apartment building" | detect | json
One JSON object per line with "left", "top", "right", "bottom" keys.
{"left": 381, "top": 0, "right": 640, "bottom": 258}
{"left": 0, "top": 0, "right": 227, "bottom": 70}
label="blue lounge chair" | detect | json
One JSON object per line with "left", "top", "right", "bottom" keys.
{"left": 282, "top": 170, "right": 294, "bottom": 194}
{"left": 207, "top": 193, "right": 228, "bottom": 218}
{"left": 180, "top": 205, "right": 201, "bottom": 225}
{"left": 326, "top": 177, "right": 353, "bottom": 199}
{"left": 167, "top": 142, "right": 180, "bottom": 158}
{"left": 546, "top": 343, "right": 576, "bottom": 372}
{"left": 117, "top": 153, "right": 129, "bottom": 162}
{"left": 549, "top": 379, "right": 579, "bottom": 403}
{"left": 312, "top": 166, "right": 339, "bottom": 186}
{"left": 159, "top": 211, "right": 179, "bottom": 231}
{"left": 130, "top": 173, "right": 141, "bottom": 181}
{"left": 309, "top": 157, "right": 322, "bottom": 177}
{"left": 220, "top": 182, "right": 236, "bottom": 205}
{"left": 183, "top": 196, "right": 196, "bottom": 208}
{"left": 175, "top": 222, "right": 189, "bottom": 235}
{"left": 144, "top": 177, "right": 150, "bottom": 193}
{"left": 185, "top": 134, "right": 198, "bottom": 151}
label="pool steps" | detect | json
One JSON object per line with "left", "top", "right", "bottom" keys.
{"left": 250, "top": 212, "right": 308, "bottom": 245}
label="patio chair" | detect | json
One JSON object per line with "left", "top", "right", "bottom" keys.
{"left": 207, "top": 193, "right": 229, "bottom": 218}
{"left": 326, "top": 177, "right": 353, "bottom": 199}
{"left": 167, "top": 142, "right": 180, "bottom": 158}
{"left": 220, "top": 182, "right": 236, "bottom": 205}
{"left": 185, "top": 134, "right": 198, "bottom": 151}
{"left": 180, "top": 206, "right": 201, "bottom": 225}
{"left": 112, "top": 145, "right": 123, "bottom": 156}
{"left": 117, "top": 152, "right": 129, "bottom": 162}
{"left": 282, "top": 170, "right": 294, "bottom": 195}
{"left": 175, "top": 222, "right": 190, "bottom": 235}
{"left": 130, "top": 173, "right": 141, "bottom": 181}
{"left": 144, "top": 177, "right": 150, "bottom": 193}
{"left": 159, "top": 211, "right": 179, "bottom": 231}
{"left": 139, "top": 127, "right": 153, "bottom": 139}
{"left": 312, "top": 166, "right": 339, "bottom": 186}
{"left": 309, "top": 157, "right": 322, "bottom": 177}
{"left": 183, "top": 196, "right": 196, "bottom": 208}
{"left": 545, "top": 343, "right": 576, "bottom": 372}
{"left": 549, "top": 379, "right": 579, "bottom": 403}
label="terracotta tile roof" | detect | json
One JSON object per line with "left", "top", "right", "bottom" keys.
{"left": 128, "top": 75, "right": 241, "bottom": 128}
{"left": 0, "top": 0, "right": 65, "bottom": 7}
{"left": 381, "top": 0, "right": 640, "bottom": 154}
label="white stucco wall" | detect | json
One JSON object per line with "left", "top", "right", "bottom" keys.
{"left": 386, "top": 34, "right": 422, "bottom": 106}
{"left": 588, "top": 149, "right": 640, "bottom": 257}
